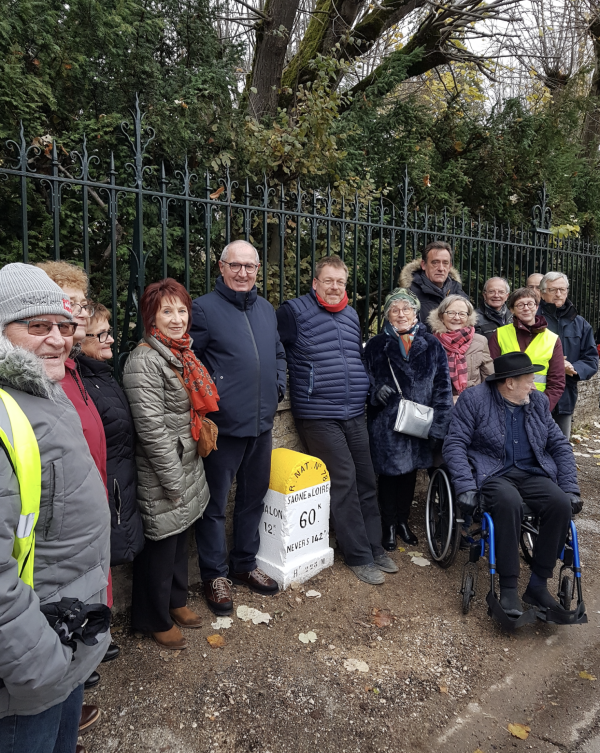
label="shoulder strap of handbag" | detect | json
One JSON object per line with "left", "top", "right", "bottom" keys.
{"left": 387, "top": 358, "right": 404, "bottom": 399}
{"left": 138, "top": 343, "right": 191, "bottom": 400}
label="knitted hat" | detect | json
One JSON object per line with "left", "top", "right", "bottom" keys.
{"left": 384, "top": 287, "right": 421, "bottom": 316}
{"left": 0, "top": 263, "right": 73, "bottom": 330}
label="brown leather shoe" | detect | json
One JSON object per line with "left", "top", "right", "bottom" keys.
{"left": 203, "top": 577, "right": 233, "bottom": 615}
{"left": 78, "top": 704, "right": 100, "bottom": 733}
{"left": 170, "top": 605, "right": 202, "bottom": 628}
{"left": 151, "top": 624, "right": 187, "bottom": 650}
{"left": 76, "top": 746, "right": 87, "bottom": 753}
{"left": 230, "top": 568, "right": 279, "bottom": 595}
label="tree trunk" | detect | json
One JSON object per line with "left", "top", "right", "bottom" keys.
{"left": 248, "top": 0, "right": 302, "bottom": 120}
{"left": 582, "top": 18, "right": 600, "bottom": 157}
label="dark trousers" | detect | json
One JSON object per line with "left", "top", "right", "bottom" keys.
{"left": 195, "top": 430, "right": 272, "bottom": 581}
{"left": 378, "top": 471, "right": 418, "bottom": 527}
{"left": 131, "top": 529, "right": 189, "bottom": 633}
{"left": 0, "top": 684, "right": 84, "bottom": 753}
{"left": 296, "top": 416, "right": 384, "bottom": 566}
{"left": 481, "top": 468, "right": 572, "bottom": 587}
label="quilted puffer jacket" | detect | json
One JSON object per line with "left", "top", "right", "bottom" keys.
{"left": 442, "top": 380, "right": 579, "bottom": 496}
{"left": 122, "top": 336, "right": 209, "bottom": 541}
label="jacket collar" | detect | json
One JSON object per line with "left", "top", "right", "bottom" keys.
{"left": 77, "top": 354, "right": 112, "bottom": 379}
{"left": 489, "top": 379, "right": 532, "bottom": 415}
{"left": 215, "top": 275, "right": 258, "bottom": 311}
{"left": 383, "top": 322, "right": 429, "bottom": 364}
{"left": 142, "top": 335, "right": 183, "bottom": 370}
{"left": 513, "top": 314, "right": 548, "bottom": 336}
{"left": 540, "top": 298, "right": 577, "bottom": 324}
{"left": 0, "top": 335, "right": 64, "bottom": 400}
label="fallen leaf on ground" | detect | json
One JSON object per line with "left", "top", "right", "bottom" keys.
{"left": 344, "top": 658, "right": 369, "bottom": 672}
{"left": 306, "top": 590, "right": 321, "bottom": 598}
{"left": 397, "top": 546, "right": 406, "bottom": 552}
{"left": 370, "top": 608, "right": 394, "bottom": 628}
{"left": 236, "top": 605, "right": 271, "bottom": 624}
{"left": 473, "top": 749, "right": 486, "bottom": 753}
{"left": 579, "top": 670, "right": 597, "bottom": 680}
{"left": 206, "top": 634, "right": 225, "bottom": 648}
{"left": 299, "top": 631, "right": 317, "bottom": 643}
{"left": 411, "top": 556, "right": 431, "bottom": 567}
{"left": 508, "top": 723, "right": 530, "bottom": 739}
{"left": 439, "top": 685, "right": 449, "bottom": 694}
{"left": 290, "top": 581, "right": 301, "bottom": 590}
{"left": 211, "top": 617, "right": 233, "bottom": 629}
{"left": 406, "top": 551, "right": 423, "bottom": 557}
{"left": 295, "top": 596, "right": 303, "bottom": 604}
{"left": 364, "top": 685, "right": 373, "bottom": 692}
{"left": 593, "top": 455, "right": 600, "bottom": 458}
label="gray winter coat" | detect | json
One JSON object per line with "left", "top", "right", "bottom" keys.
{"left": 122, "top": 336, "right": 209, "bottom": 540}
{"left": 0, "top": 339, "right": 110, "bottom": 717}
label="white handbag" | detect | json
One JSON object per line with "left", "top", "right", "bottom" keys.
{"left": 387, "top": 358, "right": 434, "bottom": 439}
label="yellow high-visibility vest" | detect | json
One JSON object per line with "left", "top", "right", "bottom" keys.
{"left": 0, "top": 389, "right": 41, "bottom": 588}
{"left": 496, "top": 324, "right": 558, "bottom": 393}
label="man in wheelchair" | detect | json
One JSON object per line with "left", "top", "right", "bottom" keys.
{"left": 443, "top": 352, "right": 583, "bottom": 617}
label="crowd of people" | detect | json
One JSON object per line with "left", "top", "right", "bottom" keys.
{"left": 0, "top": 240, "right": 597, "bottom": 753}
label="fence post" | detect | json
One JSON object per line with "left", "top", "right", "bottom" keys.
{"left": 531, "top": 183, "right": 552, "bottom": 277}
{"left": 395, "top": 165, "right": 413, "bottom": 283}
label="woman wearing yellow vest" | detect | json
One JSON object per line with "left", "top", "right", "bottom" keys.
{"left": 488, "top": 287, "right": 566, "bottom": 411}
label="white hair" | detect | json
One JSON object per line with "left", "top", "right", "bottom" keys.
{"left": 540, "top": 271, "right": 569, "bottom": 292}
{"left": 220, "top": 241, "right": 260, "bottom": 264}
{"left": 483, "top": 277, "right": 510, "bottom": 294}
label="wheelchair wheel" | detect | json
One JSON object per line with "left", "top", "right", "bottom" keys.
{"left": 426, "top": 467, "right": 461, "bottom": 569}
{"left": 559, "top": 575, "right": 573, "bottom": 611}
{"left": 520, "top": 529, "right": 536, "bottom": 566}
{"left": 461, "top": 573, "right": 475, "bottom": 614}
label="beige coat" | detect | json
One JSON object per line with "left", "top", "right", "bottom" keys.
{"left": 122, "top": 336, "right": 209, "bottom": 540}
{"left": 427, "top": 308, "right": 494, "bottom": 402}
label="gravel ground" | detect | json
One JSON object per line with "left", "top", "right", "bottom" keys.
{"left": 82, "top": 424, "right": 600, "bottom": 753}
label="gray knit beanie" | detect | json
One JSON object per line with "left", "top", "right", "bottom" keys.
{"left": 0, "top": 263, "right": 73, "bottom": 330}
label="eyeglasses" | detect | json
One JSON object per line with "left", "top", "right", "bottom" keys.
{"left": 222, "top": 261, "right": 259, "bottom": 274}
{"left": 71, "top": 303, "right": 95, "bottom": 317}
{"left": 318, "top": 278, "right": 347, "bottom": 288}
{"left": 514, "top": 301, "right": 537, "bottom": 310}
{"left": 13, "top": 319, "right": 78, "bottom": 336}
{"left": 86, "top": 328, "right": 113, "bottom": 343}
{"left": 546, "top": 287, "right": 568, "bottom": 295}
{"left": 445, "top": 311, "right": 468, "bottom": 319}
{"left": 389, "top": 307, "right": 415, "bottom": 316}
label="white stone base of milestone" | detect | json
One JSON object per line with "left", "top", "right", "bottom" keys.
{"left": 256, "top": 448, "right": 334, "bottom": 590}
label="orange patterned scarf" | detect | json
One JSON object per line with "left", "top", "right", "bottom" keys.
{"left": 151, "top": 327, "right": 219, "bottom": 440}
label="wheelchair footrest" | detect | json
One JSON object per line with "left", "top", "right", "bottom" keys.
{"left": 486, "top": 590, "right": 537, "bottom": 631}
{"left": 537, "top": 600, "right": 588, "bottom": 625}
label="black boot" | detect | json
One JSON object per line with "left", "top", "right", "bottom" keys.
{"left": 397, "top": 522, "right": 418, "bottom": 546}
{"left": 382, "top": 524, "right": 397, "bottom": 551}
{"left": 499, "top": 587, "right": 523, "bottom": 617}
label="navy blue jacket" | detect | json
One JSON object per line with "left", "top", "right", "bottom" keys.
{"left": 539, "top": 299, "right": 598, "bottom": 415}
{"left": 190, "top": 277, "right": 286, "bottom": 437}
{"left": 443, "top": 381, "right": 579, "bottom": 496}
{"left": 364, "top": 324, "right": 453, "bottom": 475}
{"left": 78, "top": 355, "right": 145, "bottom": 565}
{"left": 276, "top": 290, "right": 370, "bottom": 420}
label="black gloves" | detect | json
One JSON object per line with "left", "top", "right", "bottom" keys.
{"left": 568, "top": 493, "right": 583, "bottom": 515}
{"left": 457, "top": 491, "right": 479, "bottom": 515}
{"left": 375, "top": 384, "right": 395, "bottom": 406}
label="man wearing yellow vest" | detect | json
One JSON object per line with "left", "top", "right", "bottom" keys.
{"left": 489, "top": 286, "right": 565, "bottom": 412}
{"left": 0, "top": 263, "right": 110, "bottom": 753}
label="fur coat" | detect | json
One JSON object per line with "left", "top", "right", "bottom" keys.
{"left": 364, "top": 323, "right": 453, "bottom": 476}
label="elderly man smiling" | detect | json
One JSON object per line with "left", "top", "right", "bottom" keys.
{"left": 190, "top": 241, "right": 286, "bottom": 615}
{"left": 475, "top": 277, "right": 512, "bottom": 340}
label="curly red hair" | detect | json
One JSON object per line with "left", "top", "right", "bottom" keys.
{"left": 140, "top": 278, "right": 192, "bottom": 334}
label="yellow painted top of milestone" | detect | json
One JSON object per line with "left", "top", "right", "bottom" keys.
{"left": 269, "top": 448, "right": 330, "bottom": 494}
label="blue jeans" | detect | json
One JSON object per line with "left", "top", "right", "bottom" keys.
{"left": 0, "top": 683, "right": 84, "bottom": 753}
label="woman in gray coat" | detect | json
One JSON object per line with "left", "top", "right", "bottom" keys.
{"left": 123, "top": 279, "right": 219, "bottom": 650}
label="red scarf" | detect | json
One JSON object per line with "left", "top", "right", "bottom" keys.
{"left": 315, "top": 290, "right": 348, "bottom": 313}
{"left": 150, "top": 327, "right": 219, "bottom": 440}
{"left": 434, "top": 326, "right": 474, "bottom": 394}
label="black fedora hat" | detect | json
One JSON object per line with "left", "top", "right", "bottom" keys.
{"left": 486, "top": 352, "right": 544, "bottom": 382}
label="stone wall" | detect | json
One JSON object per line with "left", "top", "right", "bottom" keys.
{"left": 573, "top": 371, "right": 600, "bottom": 428}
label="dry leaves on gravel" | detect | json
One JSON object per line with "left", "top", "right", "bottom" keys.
{"left": 299, "top": 631, "right": 317, "bottom": 643}
{"left": 206, "top": 634, "right": 225, "bottom": 648}
{"left": 579, "top": 670, "right": 597, "bottom": 680}
{"left": 508, "top": 723, "right": 530, "bottom": 739}
{"left": 370, "top": 608, "right": 394, "bottom": 628}
{"left": 344, "top": 658, "right": 369, "bottom": 672}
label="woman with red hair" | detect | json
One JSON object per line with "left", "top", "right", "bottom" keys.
{"left": 123, "top": 279, "right": 219, "bottom": 650}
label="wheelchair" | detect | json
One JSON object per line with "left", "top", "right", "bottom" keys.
{"left": 425, "top": 466, "right": 587, "bottom": 630}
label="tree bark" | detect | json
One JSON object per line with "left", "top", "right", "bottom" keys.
{"left": 582, "top": 17, "right": 600, "bottom": 157}
{"left": 247, "top": 0, "right": 302, "bottom": 120}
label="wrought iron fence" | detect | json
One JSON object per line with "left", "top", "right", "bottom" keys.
{"left": 2, "top": 97, "right": 600, "bottom": 379}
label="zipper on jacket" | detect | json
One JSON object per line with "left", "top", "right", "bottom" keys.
{"left": 333, "top": 313, "right": 350, "bottom": 417}
{"left": 113, "top": 479, "right": 122, "bottom": 525}
{"left": 242, "top": 310, "right": 262, "bottom": 436}
{"left": 308, "top": 363, "right": 314, "bottom": 399}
